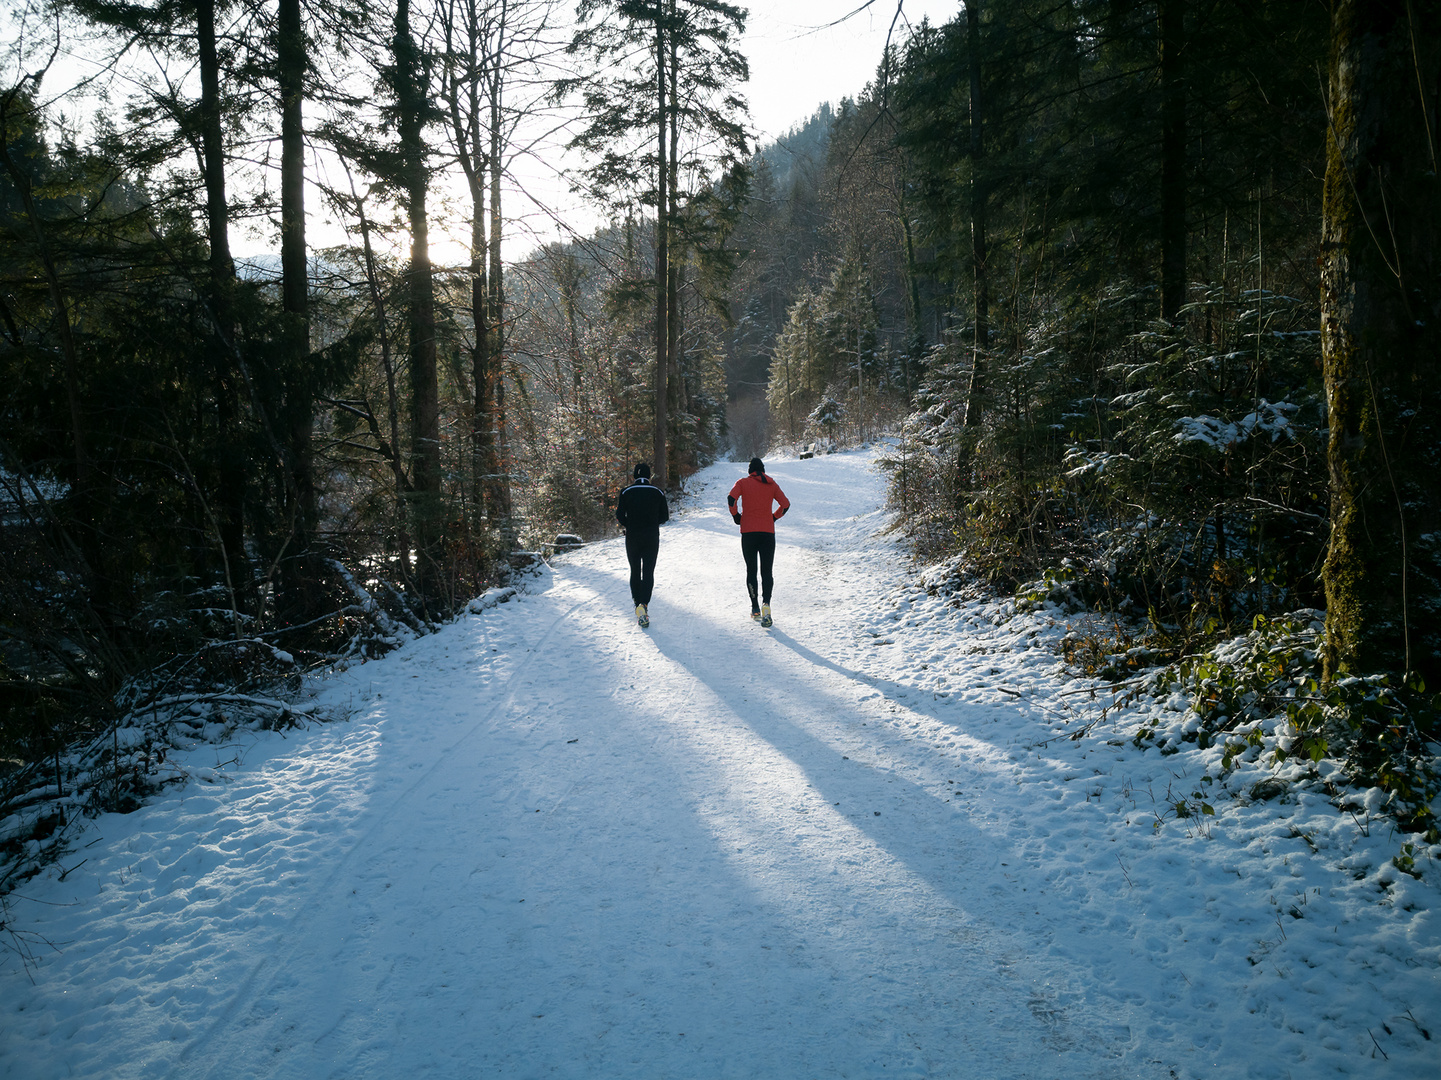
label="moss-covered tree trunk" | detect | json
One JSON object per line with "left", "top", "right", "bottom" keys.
{"left": 1320, "top": 0, "right": 1441, "bottom": 683}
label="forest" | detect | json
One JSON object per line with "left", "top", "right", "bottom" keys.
{"left": 1, "top": 0, "right": 1439, "bottom": 886}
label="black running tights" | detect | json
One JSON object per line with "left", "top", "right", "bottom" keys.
{"left": 740, "top": 531, "right": 776, "bottom": 609}
{"left": 626, "top": 531, "right": 659, "bottom": 606}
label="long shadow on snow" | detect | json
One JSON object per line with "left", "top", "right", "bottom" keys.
{"left": 548, "top": 550, "right": 1014, "bottom": 906}
{"left": 633, "top": 614, "right": 1124, "bottom": 1060}
{"left": 534, "top": 551, "right": 1137, "bottom": 1069}
{"left": 452, "top": 577, "right": 1056, "bottom": 1073}
{"left": 642, "top": 615, "right": 1030, "bottom": 924}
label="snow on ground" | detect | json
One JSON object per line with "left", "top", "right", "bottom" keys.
{"left": 1, "top": 449, "right": 1437, "bottom": 1079}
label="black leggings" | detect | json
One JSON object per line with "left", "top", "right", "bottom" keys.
{"left": 741, "top": 531, "right": 776, "bottom": 609}
{"left": 626, "top": 531, "right": 659, "bottom": 606}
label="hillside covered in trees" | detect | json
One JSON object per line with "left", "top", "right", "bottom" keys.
{"left": 1, "top": 0, "right": 1439, "bottom": 885}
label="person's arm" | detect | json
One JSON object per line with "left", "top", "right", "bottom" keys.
{"left": 772, "top": 482, "right": 791, "bottom": 521}
{"left": 615, "top": 489, "right": 628, "bottom": 528}
{"left": 727, "top": 480, "right": 742, "bottom": 524}
{"left": 658, "top": 488, "right": 670, "bottom": 525}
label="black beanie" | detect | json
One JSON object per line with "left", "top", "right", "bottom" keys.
{"left": 634, "top": 461, "right": 651, "bottom": 479}
{"left": 748, "top": 457, "right": 764, "bottom": 475}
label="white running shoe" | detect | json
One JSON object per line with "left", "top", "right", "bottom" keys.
{"left": 760, "top": 603, "right": 772, "bottom": 628}
{"left": 636, "top": 604, "right": 650, "bottom": 628}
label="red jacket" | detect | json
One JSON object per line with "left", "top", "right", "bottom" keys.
{"left": 728, "top": 473, "right": 790, "bottom": 533}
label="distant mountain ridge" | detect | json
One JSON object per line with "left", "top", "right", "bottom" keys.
{"left": 752, "top": 103, "right": 835, "bottom": 196}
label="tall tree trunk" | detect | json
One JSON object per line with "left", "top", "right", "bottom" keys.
{"left": 966, "top": 0, "right": 988, "bottom": 414}
{"left": 898, "top": 189, "right": 922, "bottom": 395}
{"left": 652, "top": 12, "right": 670, "bottom": 490}
{"left": 198, "top": 0, "right": 247, "bottom": 615}
{"left": 278, "top": 0, "right": 306, "bottom": 324}
{"left": 667, "top": 18, "right": 681, "bottom": 481}
{"left": 198, "top": 0, "right": 233, "bottom": 316}
{"left": 487, "top": 22, "right": 514, "bottom": 540}
{"left": 1159, "top": 0, "right": 1187, "bottom": 323}
{"left": 957, "top": 0, "right": 988, "bottom": 506}
{"left": 467, "top": 133, "right": 491, "bottom": 525}
{"left": 394, "top": 0, "right": 442, "bottom": 599}
{"left": 445, "top": 2, "right": 495, "bottom": 538}
{"left": 277, "top": 0, "right": 316, "bottom": 607}
{"left": 470, "top": 168, "right": 493, "bottom": 528}
{"left": 1320, "top": 0, "right": 1441, "bottom": 683}
{"left": 349, "top": 175, "right": 416, "bottom": 582}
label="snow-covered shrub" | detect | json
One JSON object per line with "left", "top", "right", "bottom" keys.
{"left": 1130, "top": 613, "right": 1440, "bottom": 840}
{"left": 806, "top": 394, "right": 845, "bottom": 442}
{"left": 0, "top": 635, "right": 335, "bottom": 893}
{"left": 883, "top": 283, "right": 1330, "bottom": 653}
{"left": 1063, "top": 292, "right": 1327, "bottom": 639}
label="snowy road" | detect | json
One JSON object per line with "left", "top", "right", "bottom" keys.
{"left": 5, "top": 451, "right": 1436, "bottom": 1078}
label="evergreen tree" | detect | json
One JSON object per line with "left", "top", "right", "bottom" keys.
{"left": 384, "top": 0, "right": 443, "bottom": 601}
{"left": 765, "top": 286, "right": 819, "bottom": 440}
{"left": 561, "top": 0, "right": 749, "bottom": 488}
{"left": 275, "top": 0, "right": 318, "bottom": 614}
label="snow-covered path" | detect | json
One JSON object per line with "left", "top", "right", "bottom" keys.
{"left": 3, "top": 451, "right": 1437, "bottom": 1079}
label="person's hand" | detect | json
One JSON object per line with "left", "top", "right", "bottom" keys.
{"left": 732, "top": 512, "right": 742, "bottom": 524}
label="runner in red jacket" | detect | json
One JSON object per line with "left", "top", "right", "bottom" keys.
{"left": 727, "top": 457, "right": 790, "bottom": 626}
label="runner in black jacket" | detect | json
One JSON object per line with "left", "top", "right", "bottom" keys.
{"left": 615, "top": 462, "right": 670, "bottom": 626}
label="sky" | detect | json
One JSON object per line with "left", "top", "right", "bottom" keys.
{"left": 3, "top": 0, "right": 964, "bottom": 258}
{"left": 740, "top": 0, "right": 961, "bottom": 144}
{"left": 494, "top": 0, "right": 964, "bottom": 255}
